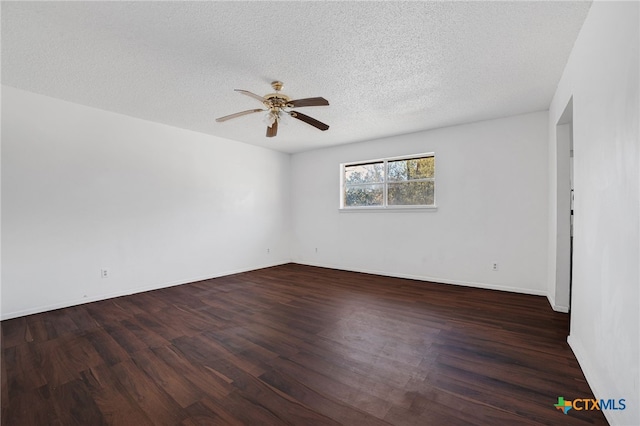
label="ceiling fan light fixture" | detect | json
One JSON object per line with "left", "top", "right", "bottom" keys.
{"left": 263, "top": 111, "right": 278, "bottom": 126}
{"left": 279, "top": 110, "right": 289, "bottom": 125}
{"left": 264, "top": 109, "right": 290, "bottom": 126}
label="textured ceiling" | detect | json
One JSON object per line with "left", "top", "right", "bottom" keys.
{"left": 1, "top": 1, "right": 591, "bottom": 153}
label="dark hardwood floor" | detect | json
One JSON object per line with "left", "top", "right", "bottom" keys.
{"left": 2, "top": 264, "right": 607, "bottom": 425}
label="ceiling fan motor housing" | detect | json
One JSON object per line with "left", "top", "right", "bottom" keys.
{"left": 264, "top": 93, "right": 292, "bottom": 110}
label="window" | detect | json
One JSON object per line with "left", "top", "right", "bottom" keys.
{"left": 341, "top": 153, "right": 435, "bottom": 209}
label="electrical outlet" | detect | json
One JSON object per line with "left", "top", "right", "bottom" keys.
{"left": 267, "top": 248, "right": 270, "bottom": 254}
{"left": 492, "top": 262, "right": 499, "bottom": 271}
{"left": 315, "top": 247, "right": 318, "bottom": 253}
{"left": 101, "top": 268, "right": 110, "bottom": 278}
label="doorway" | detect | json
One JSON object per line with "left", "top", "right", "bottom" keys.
{"left": 556, "top": 98, "right": 574, "bottom": 321}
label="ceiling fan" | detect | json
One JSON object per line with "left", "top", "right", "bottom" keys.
{"left": 216, "top": 81, "right": 329, "bottom": 137}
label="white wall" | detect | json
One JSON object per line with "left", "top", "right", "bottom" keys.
{"left": 1, "top": 86, "right": 291, "bottom": 320}
{"left": 291, "top": 111, "right": 549, "bottom": 295}
{"left": 548, "top": 2, "right": 639, "bottom": 425}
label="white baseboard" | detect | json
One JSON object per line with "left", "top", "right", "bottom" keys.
{"left": 567, "top": 335, "right": 638, "bottom": 426}
{"left": 293, "top": 260, "right": 547, "bottom": 297}
{"left": 2, "top": 260, "right": 552, "bottom": 320}
{"left": 547, "top": 294, "right": 570, "bottom": 313}
{"left": 0, "top": 260, "right": 289, "bottom": 320}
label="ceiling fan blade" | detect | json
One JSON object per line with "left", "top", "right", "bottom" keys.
{"left": 288, "top": 97, "right": 330, "bottom": 108}
{"left": 235, "top": 89, "right": 267, "bottom": 103}
{"left": 289, "top": 111, "right": 329, "bottom": 131}
{"left": 216, "top": 109, "right": 264, "bottom": 122}
{"left": 266, "top": 119, "right": 278, "bottom": 137}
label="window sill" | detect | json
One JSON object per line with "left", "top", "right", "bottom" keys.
{"left": 339, "top": 205, "right": 438, "bottom": 213}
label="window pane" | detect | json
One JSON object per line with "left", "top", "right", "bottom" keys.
{"left": 344, "top": 162, "right": 384, "bottom": 184}
{"left": 388, "top": 157, "right": 434, "bottom": 181}
{"left": 344, "top": 184, "right": 384, "bottom": 207}
{"left": 388, "top": 181, "right": 434, "bottom": 206}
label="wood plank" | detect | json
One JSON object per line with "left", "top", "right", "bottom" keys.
{"left": 181, "top": 400, "right": 245, "bottom": 426}
{"left": 1, "top": 316, "right": 30, "bottom": 348}
{"left": 111, "top": 359, "right": 187, "bottom": 425}
{"left": 50, "top": 379, "right": 107, "bottom": 425}
{"left": 84, "top": 328, "right": 131, "bottom": 366}
{"left": 80, "top": 364, "right": 154, "bottom": 425}
{"left": 1, "top": 385, "right": 62, "bottom": 425}
{"left": 151, "top": 345, "right": 234, "bottom": 400}
{"left": 259, "top": 368, "right": 393, "bottom": 426}
{"left": 267, "top": 355, "right": 394, "bottom": 419}
{"left": 130, "top": 348, "right": 203, "bottom": 408}
{"left": 101, "top": 321, "right": 150, "bottom": 355}
{"left": 3, "top": 344, "right": 48, "bottom": 392}
{"left": 35, "top": 335, "right": 104, "bottom": 388}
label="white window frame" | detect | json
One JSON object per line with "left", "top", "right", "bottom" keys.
{"left": 340, "top": 152, "right": 437, "bottom": 211}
